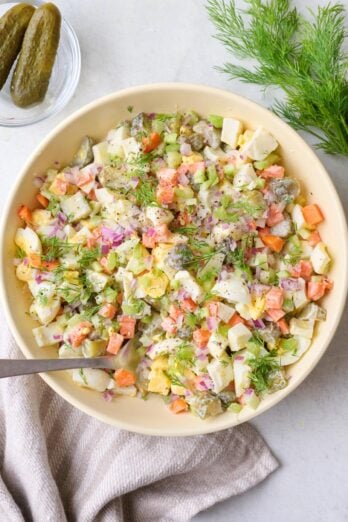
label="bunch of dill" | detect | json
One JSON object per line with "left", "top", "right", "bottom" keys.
{"left": 207, "top": 0, "right": 348, "bottom": 155}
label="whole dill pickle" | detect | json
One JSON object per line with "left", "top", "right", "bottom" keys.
{"left": 11, "top": 3, "right": 61, "bottom": 107}
{"left": 0, "top": 3, "right": 35, "bottom": 90}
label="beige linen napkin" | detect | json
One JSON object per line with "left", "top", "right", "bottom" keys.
{"left": 0, "top": 314, "right": 278, "bottom": 522}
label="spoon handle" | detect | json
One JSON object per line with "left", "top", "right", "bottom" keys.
{"left": 0, "top": 357, "right": 116, "bottom": 378}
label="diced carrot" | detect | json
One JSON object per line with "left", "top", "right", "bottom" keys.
{"left": 100, "top": 256, "right": 112, "bottom": 274}
{"left": 142, "top": 232, "right": 156, "bottom": 249}
{"left": 208, "top": 301, "right": 219, "bottom": 317}
{"left": 265, "top": 287, "right": 284, "bottom": 309}
{"left": 41, "top": 259, "right": 59, "bottom": 271}
{"left": 302, "top": 204, "right": 324, "bottom": 226}
{"left": 155, "top": 223, "right": 171, "bottom": 242}
{"left": 228, "top": 313, "right": 245, "bottom": 327}
{"left": 277, "top": 318, "right": 290, "bottom": 335}
{"left": 17, "top": 205, "right": 32, "bottom": 223}
{"left": 156, "top": 184, "right": 175, "bottom": 205}
{"left": 36, "top": 194, "right": 49, "bottom": 208}
{"left": 260, "top": 165, "right": 285, "bottom": 179}
{"left": 119, "top": 316, "right": 136, "bottom": 338}
{"left": 28, "top": 253, "right": 41, "bottom": 268}
{"left": 266, "top": 203, "right": 284, "bottom": 227}
{"left": 70, "top": 321, "right": 93, "bottom": 348}
{"left": 323, "top": 278, "right": 333, "bottom": 290}
{"left": 186, "top": 161, "right": 205, "bottom": 174}
{"left": 161, "top": 316, "right": 177, "bottom": 334}
{"left": 169, "top": 398, "right": 188, "bottom": 414}
{"left": 290, "top": 260, "right": 312, "bottom": 280}
{"left": 178, "top": 210, "right": 191, "bottom": 225}
{"left": 142, "top": 132, "right": 161, "bottom": 153}
{"left": 157, "top": 168, "right": 178, "bottom": 186}
{"left": 307, "top": 281, "right": 326, "bottom": 301}
{"left": 260, "top": 234, "right": 285, "bottom": 253}
{"left": 87, "top": 236, "right": 97, "bottom": 248}
{"left": 267, "top": 309, "right": 286, "bottom": 322}
{"left": 76, "top": 171, "right": 92, "bottom": 187}
{"left": 114, "top": 368, "right": 136, "bottom": 387}
{"left": 248, "top": 219, "right": 257, "bottom": 231}
{"left": 169, "top": 304, "right": 183, "bottom": 322}
{"left": 181, "top": 297, "right": 197, "bottom": 312}
{"left": 106, "top": 333, "right": 124, "bottom": 355}
{"left": 99, "top": 303, "right": 117, "bottom": 319}
{"left": 56, "top": 178, "right": 68, "bottom": 195}
{"left": 89, "top": 189, "right": 97, "bottom": 201}
{"left": 193, "top": 328, "right": 211, "bottom": 348}
{"left": 308, "top": 230, "right": 321, "bottom": 247}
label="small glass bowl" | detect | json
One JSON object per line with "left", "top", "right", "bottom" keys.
{"left": 0, "top": 1, "right": 81, "bottom": 127}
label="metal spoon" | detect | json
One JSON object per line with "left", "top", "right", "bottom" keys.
{"left": 0, "top": 357, "right": 118, "bottom": 379}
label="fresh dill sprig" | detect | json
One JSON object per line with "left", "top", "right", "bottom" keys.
{"left": 207, "top": 0, "right": 348, "bottom": 155}
{"left": 172, "top": 225, "right": 198, "bottom": 236}
{"left": 42, "top": 237, "right": 74, "bottom": 261}
{"left": 78, "top": 247, "right": 101, "bottom": 268}
{"left": 248, "top": 351, "right": 281, "bottom": 394}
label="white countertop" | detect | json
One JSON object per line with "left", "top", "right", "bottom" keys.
{"left": 1, "top": 1, "right": 347, "bottom": 520}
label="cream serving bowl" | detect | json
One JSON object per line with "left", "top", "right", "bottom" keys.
{"left": 1, "top": 83, "right": 347, "bottom": 436}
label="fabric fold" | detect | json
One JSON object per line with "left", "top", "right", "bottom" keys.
{"left": 0, "top": 314, "right": 278, "bottom": 522}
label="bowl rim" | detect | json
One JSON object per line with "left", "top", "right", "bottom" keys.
{"left": 1, "top": 82, "right": 347, "bottom": 435}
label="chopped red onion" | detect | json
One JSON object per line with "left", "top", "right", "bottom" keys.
{"left": 180, "top": 142, "right": 192, "bottom": 156}
{"left": 101, "top": 244, "right": 110, "bottom": 255}
{"left": 23, "top": 258, "right": 29, "bottom": 266}
{"left": 129, "top": 177, "right": 140, "bottom": 188}
{"left": 102, "top": 390, "right": 114, "bottom": 402}
{"left": 251, "top": 283, "right": 270, "bottom": 296}
{"left": 244, "top": 388, "right": 254, "bottom": 396}
{"left": 253, "top": 319, "right": 266, "bottom": 329}
{"left": 33, "top": 176, "right": 45, "bottom": 188}
{"left": 207, "top": 316, "right": 218, "bottom": 331}
{"left": 57, "top": 211, "right": 67, "bottom": 223}
{"left": 53, "top": 334, "right": 63, "bottom": 340}
{"left": 178, "top": 172, "right": 189, "bottom": 186}
{"left": 281, "top": 278, "right": 301, "bottom": 291}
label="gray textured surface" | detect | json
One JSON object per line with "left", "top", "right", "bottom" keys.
{"left": 0, "top": 1, "right": 347, "bottom": 521}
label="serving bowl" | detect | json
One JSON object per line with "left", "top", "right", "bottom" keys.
{"left": 1, "top": 83, "right": 347, "bottom": 435}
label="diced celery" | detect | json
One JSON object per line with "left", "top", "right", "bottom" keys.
{"left": 246, "top": 341, "right": 261, "bottom": 356}
{"left": 221, "top": 194, "right": 231, "bottom": 208}
{"left": 91, "top": 261, "right": 103, "bottom": 273}
{"left": 283, "top": 297, "right": 295, "bottom": 312}
{"left": 277, "top": 270, "right": 290, "bottom": 279}
{"left": 254, "top": 152, "right": 281, "bottom": 170}
{"left": 228, "top": 402, "right": 243, "bottom": 413}
{"left": 201, "top": 165, "right": 219, "bottom": 190}
{"left": 165, "top": 143, "right": 180, "bottom": 152}
{"left": 298, "top": 228, "right": 311, "bottom": 239}
{"left": 254, "top": 178, "right": 266, "bottom": 189}
{"left": 166, "top": 150, "right": 182, "bottom": 168}
{"left": 217, "top": 324, "right": 230, "bottom": 338}
{"left": 208, "top": 114, "right": 224, "bottom": 128}
{"left": 106, "top": 252, "right": 119, "bottom": 271}
{"left": 82, "top": 339, "right": 107, "bottom": 358}
{"left": 164, "top": 132, "right": 177, "bottom": 144}
{"left": 223, "top": 164, "right": 236, "bottom": 179}
{"left": 193, "top": 168, "right": 206, "bottom": 184}
{"left": 152, "top": 119, "right": 165, "bottom": 134}
{"left": 174, "top": 186, "right": 195, "bottom": 203}
{"left": 104, "top": 287, "right": 118, "bottom": 303}
{"left": 280, "top": 337, "right": 298, "bottom": 353}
